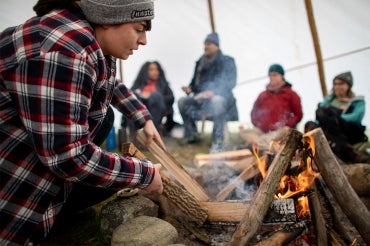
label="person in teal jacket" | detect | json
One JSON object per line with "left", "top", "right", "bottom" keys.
{"left": 306, "top": 71, "right": 368, "bottom": 163}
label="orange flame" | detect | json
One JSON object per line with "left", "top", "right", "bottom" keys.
{"left": 252, "top": 143, "right": 266, "bottom": 178}
{"left": 253, "top": 133, "right": 320, "bottom": 218}
{"left": 297, "top": 196, "right": 310, "bottom": 217}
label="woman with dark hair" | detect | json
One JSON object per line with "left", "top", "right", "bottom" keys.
{"left": 131, "top": 61, "right": 176, "bottom": 134}
{"left": 0, "top": 0, "right": 164, "bottom": 244}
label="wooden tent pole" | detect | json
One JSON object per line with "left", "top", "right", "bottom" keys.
{"left": 207, "top": 0, "right": 216, "bottom": 32}
{"left": 305, "top": 0, "right": 327, "bottom": 97}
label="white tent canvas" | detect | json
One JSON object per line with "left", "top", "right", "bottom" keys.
{"left": 1, "top": 0, "right": 369, "bottom": 132}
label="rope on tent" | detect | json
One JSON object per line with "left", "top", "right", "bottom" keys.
{"left": 236, "top": 45, "right": 370, "bottom": 88}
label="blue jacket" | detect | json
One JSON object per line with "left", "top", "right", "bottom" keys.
{"left": 189, "top": 50, "right": 238, "bottom": 120}
{"left": 319, "top": 94, "right": 365, "bottom": 124}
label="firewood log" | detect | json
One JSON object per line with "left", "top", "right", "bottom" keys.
{"left": 122, "top": 143, "right": 208, "bottom": 225}
{"left": 304, "top": 128, "right": 370, "bottom": 244}
{"left": 194, "top": 149, "right": 252, "bottom": 167}
{"left": 308, "top": 186, "right": 328, "bottom": 246}
{"left": 198, "top": 201, "right": 250, "bottom": 222}
{"left": 227, "top": 129, "right": 302, "bottom": 245}
{"left": 215, "top": 158, "right": 259, "bottom": 201}
{"left": 136, "top": 130, "right": 210, "bottom": 202}
{"left": 316, "top": 176, "right": 366, "bottom": 245}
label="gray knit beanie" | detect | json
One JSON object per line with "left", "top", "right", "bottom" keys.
{"left": 79, "top": 0, "right": 154, "bottom": 25}
{"left": 204, "top": 32, "right": 219, "bottom": 47}
{"left": 334, "top": 71, "right": 353, "bottom": 88}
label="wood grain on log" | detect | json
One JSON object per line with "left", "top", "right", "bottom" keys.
{"left": 316, "top": 176, "right": 366, "bottom": 245}
{"left": 304, "top": 128, "right": 370, "bottom": 244}
{"left": 198, "top": 201, "right": 250, "bottom": 222}
{"left": 122, "top": 143, "right": 208, "bottom": 224}
{"left": 227, "top": 129, "right": 302, "bottom": 246}
{"left": 308, "top": 186, "right": 328, "bottom": 246}
{"left": 136, "top": 130, "right": 210, "bottom": 201}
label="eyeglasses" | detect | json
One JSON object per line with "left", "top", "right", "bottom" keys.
{"left": 333, "top": 82, "right": 346, "bottom": 86}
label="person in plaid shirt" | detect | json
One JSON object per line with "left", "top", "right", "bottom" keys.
{"left": 0, "top": 0, "right": 164, "bottom": 244}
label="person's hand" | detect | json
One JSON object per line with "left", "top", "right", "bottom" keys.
{"left": 140, "top": 91, "right": 151, "bottom": 99}
{"left": 142, "top": 120, "right": 166, "bottom": 150}
{"left": 181, "top": 86, "right": 192, "bottom": 94}
{"left": 202, "top": 90, "right": 214, "bottom": 99}
{"left": 194, "top": 90, "right": 214, "bottom": 100}
{"left": 143, "top": 164, "right": 163, "bottom": 194}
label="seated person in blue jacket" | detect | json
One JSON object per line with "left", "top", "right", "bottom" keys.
{"left": 130, "top": 61, "right": 175, "bottom": 135}
{"left": 305, "top": 71, "right": 369, "bottom": 163}
{"left": 178, "top": 32, "right": 238, "bottom": 152}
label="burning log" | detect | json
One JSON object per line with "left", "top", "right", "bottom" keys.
{"left": 122, "top": 143, "right": 208, "bottom": 225}
{"left": 136, "top": 130, "right": 210, "bottom": 202}
{"left": 316, "top": 176, "right": 366, "bottom": 245}
{"left": 228, "top": 129, "right": 302, "bottom": 245}
{"left": 307, "top": 186, "right": 328, "bottom": 246}
{"left": 216, "top": 157, "right": 259, "bottom": 201}
{"left": 255, "top": 221, "right": 309, "bottom": 246}
{"left": 304, "top": 128, "right": 370, "bottom": 244}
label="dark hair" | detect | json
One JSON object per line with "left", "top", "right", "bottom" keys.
{"left": 131, "top": 61, "right": 169, "bottom": 92}
{"left": 33, "top": 0, "right": 81, "bottom": 17}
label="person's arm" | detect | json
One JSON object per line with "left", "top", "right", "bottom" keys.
{"left": 15, "top": 51, "right": 158, "bottom": 191}
{"left": 341, "top": 100, "right": 365, "bottom": 123}
{"left": 250, "top": 94, "right": 263, "bottom": 129}
{"left": 211, "top": 56, "right": 237, "bottom": 95}
{"left": 286, "top": 90, "right": 303, "bottom": 127}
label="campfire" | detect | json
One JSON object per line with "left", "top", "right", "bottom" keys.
{"left": 125, "top": 128, "right": 370, "bottom": 245}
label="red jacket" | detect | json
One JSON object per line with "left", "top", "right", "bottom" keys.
{"left": 251, "top": 83, "right": 303, "bottom": 133}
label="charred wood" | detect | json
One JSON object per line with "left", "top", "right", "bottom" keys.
{"left": 228, "top": 129, "right": 302, "bottom": 245}
{"left": 304, "top": 128, "right": 370, "bottom": 244}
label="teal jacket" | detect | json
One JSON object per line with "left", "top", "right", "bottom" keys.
{"left": 319, "top": 94, "right": 365, "bottom": 124}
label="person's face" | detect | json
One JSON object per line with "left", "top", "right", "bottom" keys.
{"left": 333, "top": 79, "right": 350, "bottom": 97}
{"left": 95, "top": 21, "right": 148, "bottom": 59}
{"left": 148, "top": 63, "right": 160, "bottom": 81}
{"left": 204, "top": 42, "right": 219, "bottom": 57}
{"left": 269, "top": 72, "right": 284, "bottom": 86}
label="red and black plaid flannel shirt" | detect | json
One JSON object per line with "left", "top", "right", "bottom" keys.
{"left": 0, "top": 9, "right": 154, "bottom": 245}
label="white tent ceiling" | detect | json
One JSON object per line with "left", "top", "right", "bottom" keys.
{"left": 1, "top": 0, "right": 370, "bottom": 131}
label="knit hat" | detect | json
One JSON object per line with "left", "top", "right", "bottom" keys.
{"left": 80, "top": 0, "right": 154, "bottom": 26}
{"left": 334, "top": 71, "right": 353, "bottom": 88}
{"left": 268, "top": 64, "right": 285, "bottom": 76}
{"left": 204, "top": 32, "right": 219, "bottom": 46}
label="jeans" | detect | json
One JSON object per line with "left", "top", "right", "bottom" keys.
{"left": 178, "top": 94, "right": 227, "bottom": 143}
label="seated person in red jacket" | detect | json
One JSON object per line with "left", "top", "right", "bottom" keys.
{"left": 251, "top": 64, "right": 303, "bottom": 133}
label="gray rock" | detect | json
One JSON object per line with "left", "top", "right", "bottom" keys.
{"left": 100, "top": 195, "right": 159, "bottom": 243}
{"left": 111, "top": 215, "right": 178, "bottom": 246}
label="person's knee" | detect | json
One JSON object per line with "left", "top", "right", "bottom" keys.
{"left": 149, "top": 92, "right": 163, "bottom": 101}
{"left": 178, "top": 96, "right": 191, "bottom": 111}
{"left": 210, "top": 95, "right": 227, "bottom": 115}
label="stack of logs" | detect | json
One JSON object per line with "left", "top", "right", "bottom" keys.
{"left": 124, "top": 128, "right": 370, "bottom": 245}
